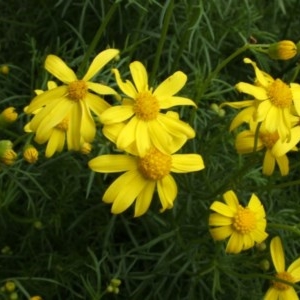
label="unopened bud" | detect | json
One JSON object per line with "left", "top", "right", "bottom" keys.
{"left": 23, "top": 145, "right": 39, "bottom": 164}
{"left": 268, "top": 40, "right": 297, "bottom": 60}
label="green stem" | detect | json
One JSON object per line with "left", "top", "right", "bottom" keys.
{"left": 77, "top": 1, "right": 120, "bottom": 76}
{"left": 268, "top": 223, "right": 300, "bottom": 236}
{"left": 149, "top": 0, "right": 174, "bottom": 85}
{"left": 196, "top": 43, "right": 251, "bottom": 102}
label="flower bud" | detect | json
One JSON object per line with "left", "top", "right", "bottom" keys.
{"left": 5, "top": 281, "right": 16, "bottom": 292}
{"left": 30, "top": 296, "right": 43, "bottom": 300}
{"left": 9, "top": 292, "right": 18, "bottom": 300}
{"left": 1, "top": 65, "right": 9, "bottom": 74}
{"left": 0, "top": 140, "right": 17, "bottom": 165}
{"left": 268, "top": 40, "right": 297, "bottom": 60}
{"left": 80, "top": 142, "right": 92, "bottom": 155}
{"left": 259, "top": 259, "right": 270, "bottom": 271}
{"left": 0, "top": 107, "right": 18, "bottom": 126}
{"left": 23, "top": 145, "right": 39, "bottom": 164}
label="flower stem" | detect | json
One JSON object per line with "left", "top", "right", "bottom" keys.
{"left": 77, "top": 1, "right": 120, "bottom": 76}
{"left": 268, "top": 222, "right": 300, "bottom": 235}
{"left": 149, "top": 0, "right": 174, "bottom": 85}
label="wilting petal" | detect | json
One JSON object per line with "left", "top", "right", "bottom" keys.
{"left": 45, "top": 55, "right": 77, "bottom": 83}
{"left": 262, "top": 150, "right": 276, "bottom": 176}
{"left": 82, "top": 49, "right": 119, "bottom": 81}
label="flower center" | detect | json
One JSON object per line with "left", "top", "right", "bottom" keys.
{"left": 259, "top": 131, "right": 279, "bottom": 149}
{"left": 138, "top": 148, "right": 172, "bottom": 180}
{"left": 68, "top": 80, "right": 88, "bottom": 101}
{"left": 133, "top": 91, "right": 160, "bottom": 121}
{"left": 233, "top": 205, "right": 256, "bottom": 234}
{"left": 55, "top": 117, "right": 68, "bottom": 131}
{"left": 273, "top": 272, "right": 294, "bottom": 290}
{"left": 267, "top": 79, "right": 292, "bottom": 108}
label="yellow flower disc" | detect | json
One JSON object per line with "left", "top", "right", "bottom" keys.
{"left": 259, "top": 131, "right": 279, "bottom": 149}
{"left": 268, "top": 79, "right": 292, "bottom": 108}
{"left": 233, "top": 205, "right": 256, "bottom": 234}
{"left": 138, "top": 148, "right": 172, "bottom": 180}
{"left": 133, "top": 91, "right": 160, "bottom": 121}
{"left": 273, "top": 272, "right": 294, "bottom": 290}
{"left": 68, "top": 80, "right": 88, "bottom": 101}
{"left": 55, "top": 117, "right": 69, "bottom": 131}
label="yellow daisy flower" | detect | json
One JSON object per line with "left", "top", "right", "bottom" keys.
{"left": 209, "top": 190, "right": 268, "bottom": 254}
{"left": 235, "top": 119, "right": 300, "bottom": 176}
{"left": 99, "top": 61, "right": 196, "bottom": 156}
{"left": 264, "top": 236, "right": 300, "bottom": 300}
{"left": 224, "top": 58, "right": 300, "bottom": 141}
{"left": 88, "top": 145, "right": 204, "bottom": 217}
{"left": 25, "top": 49, "right": 119, "bottom": 150}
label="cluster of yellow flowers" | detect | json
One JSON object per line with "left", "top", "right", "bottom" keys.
{"left": 23, "top": 49, "right": 205, "bottom": 217}
{"left": 207, "top": 41, "right": 300, "bottom": 300}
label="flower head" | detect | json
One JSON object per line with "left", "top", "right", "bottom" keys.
{"left": 88, "top": 145, "right": 204, "bottom": 217}
{"left": 23, "top": 145, "right": 39, "bottom": 164}
{"left": 25, "top": 49, "right": 119, "bottom": 151}
{"left": 99, "top": 61, "right": 196, "bottom": 156}
{"left": 0, "top": 140, "right": 17, "bottom": 165}
{"left": 224, "top": 58, "right": 300, "bottom": 141}
{"left": 0, "top": 107, "right": 18, "bottom": 126}
{"left": 264, "top": 236, "right": 300, "bottom": 300}
{"left": 209, "top": 190, "right": 268, "bottom": 254}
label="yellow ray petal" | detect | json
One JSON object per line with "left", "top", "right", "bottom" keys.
{"left": 288, "top": 257, "right": 300, "bottom": 282}
{"left": 242, "top": 234, "right": 254, "bottom": 250}
{"left": 158, "top": 96, "right": 196, "bottom": 109}
{"left": 210, "top": 201, "right": 235, "bottom": 217}
{"left": 275, "top": 155, "right": 289, "bottom": 176}
{"left": 262, "top": 150, "right": 276, "bottom": 176}
{"left": 157, "top": 174, "right": 177, "bottom": 212}
{"left": 235, "top": 82, "right": 267, "bottom": 100}
{"left": 45, "top": 130, "right": 65, "bottom": 157}
{"left": 82, "top": 49, "right": 119, "bottom": 81}
{"left": 153, "top": 71, "right": 187, "bottom": 98}
{"left": 85, "top": 93, "right": 111, "bottom": 117}
{"left": 171, "top": 154, "right": 204, "bottom": 173}
{"left": 99, "top": 105, "right": 135, "bottom": 124}
{"left": 271, "top": 236, "right": 285, "bottom": 273}
{"left": 129, "top": 61, "right": 148, "bottom": 92}
{"left": 223, "top": 190, "right": 239, "bottom": 210}
{"left": 247, "top": 194, "right": 265, "bottom": 216}
{"left": 89, "top": 154, "right": 137, "bottom": 173}
{"left": 112, "top": 68, "right": 137, "bottom": 98}
{"left": 87, "top": 82, "right": 117, "bottom": 95}
{"left": 45, "top": 55, "right": 77, "bottom": 83}
{"left": 263, "top": 287, "right": 280, "bottom": 300}
{"left": 67, "top": 103, "right": 81, "bottom": 150}
{"left": 209, "top": 225, "right": 233, "bottom": 241}
{"left": 135, "top": 120, "right": 151, "bottom": 156}
{"left": 134, "top": 181, "right": 156, "bottom": 217}
{"left": 226, "top": 231, "right": 243, "bottom": 254}
{"left": 229, "top": 106, "right": 255, "bottom": 131}
{"left": 209, "top": 213, "right": 232, "bottom": 226}
{"left": 291, "top": 83, "right": 300, "bottom": 115}
{"left": 79, "top": 101, "right": 96, "bottom": 142}
{"left": 116, "top": 117, "right": 139, "bottom": 152}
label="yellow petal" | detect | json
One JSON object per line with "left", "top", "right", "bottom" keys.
{"left": 85, "top": 93, "right": 111, "bottom": 117}
{"left": 45, "top": 130, "right": 65, "bottom": 157}
{"left": 222, "top": 100, "right": 255, "bottom": 109}
{"left": 262, "top": 150, "right": 276, "bottom": 176}
{"left": 250, "top": 228, "right": 268, "bottom": 243}
{"left": 255, "top": 100, "right": 272, "bottom": 122}
{"left": 209, "top": 201, "right": 235, "bottom": 217}
{"left": 263, "top": 287, "right": 280, "bottom": 300}
{"left": 135, "top": 120, "right": 151, "bottom": 156}
{"left": 209, "top": 213, "right": 232, "bottom": 226}
{"left": 171, "top": 154, "right": 205, "bottom": 173}
{"left": 79, "top": 101, "right": 96, "bottom": 142}
{"left": 67, "top": 103, "right": 81, "bottom": 150}
{"left": 158, "top": 96, "right": 196, "bottom": 109}
{"left": 247, "top": 194, "right": 265, "bottom": 217}
{"left": 87, "top": 82, "right": 117, "bottom": 95}
{"left": 225, "top": 231, "right": 243, "bottom": 254}
{"left": 229, "top": 106, "right": 255, "bottom": 131}
{"left": 242, "top": 234, "right": 255, "bottom": 250}
{"left": 110, "top": 172, "right": 148, "bottom": 214}
{"left": 157, "top": 174, "right": 177, "bottom": 212}
{"left": 153, "top": 71, "right": 187, "bottom": 98}
{"left": 26, "top": 86, "right": 68, "bottom": 114}
{"left": 82, "top": 49, "right": 119, "bottom": 81}
{"left": 236, "top": 82, "right": 268, "bottom": 100}
{"left": 281, "top": 287, "right": 298, "bottom": 300}
{"left": 209, "top": 225, "right": 233, "bottom": 241}
{"left": 89, "top": 154, "right": 137, "bottom": 173}
{"left": 288, "top": 257, "right": 300, "bottom": 282}
{"left": 134, "top": 181, "right": 156, "bottom": 217}
{"left": 112, "top": 68, "right": 137, "bottom": 99}
{"left": 275, "top": 155, "right": 289, "bottom": 176}
{"left": 291, "top": 83, "right": 300, "bottom": 115}
{"left": 116, "top": 117, "right": 139, "bottom": 152}
{"left": 129, "top": 61, "right": 148, "bottom": 92}
{"left": 271, "top": 236, "right": 285, "bottom": 273}
{"left": 223, "top": 190, "right": 239, "bottom": 210}
{"left": 45, "top": 55, "right": 77, "bottom": 83}
{"left": 99, "top": 105, "right": 135, "bottom": 124}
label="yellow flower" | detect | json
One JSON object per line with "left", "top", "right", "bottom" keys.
{"left": 99, "top": 61, "right": 196, "bottom": 156}
{"left": 0, "top": 107, "right": 18, "bottom": 125}
{"left": 268, "top": 40, "right": 297, "bottom": 60}
{"left": 235, "top": 119, "right": 300, "bottom": 176}
{"left": 209, "top": 190, "right": 268, "bottom": 254}
{"left": 224, "top": 58, "right": 300, "bottom": 141}
{"left": 264, "top": 236, "right": 300, "bottom": 300}
{"left": 88, "top": 144, "right": 204, "bottom": 217}
{"left": 25, "top": 49, "right": 119, "bottom": 150}
{"left": 23, "top": 145, "right": 39, "bottom": 163}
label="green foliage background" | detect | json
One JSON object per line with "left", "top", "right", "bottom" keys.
{"left": 1, "top": 0, "right": 300, "bottom": 299}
